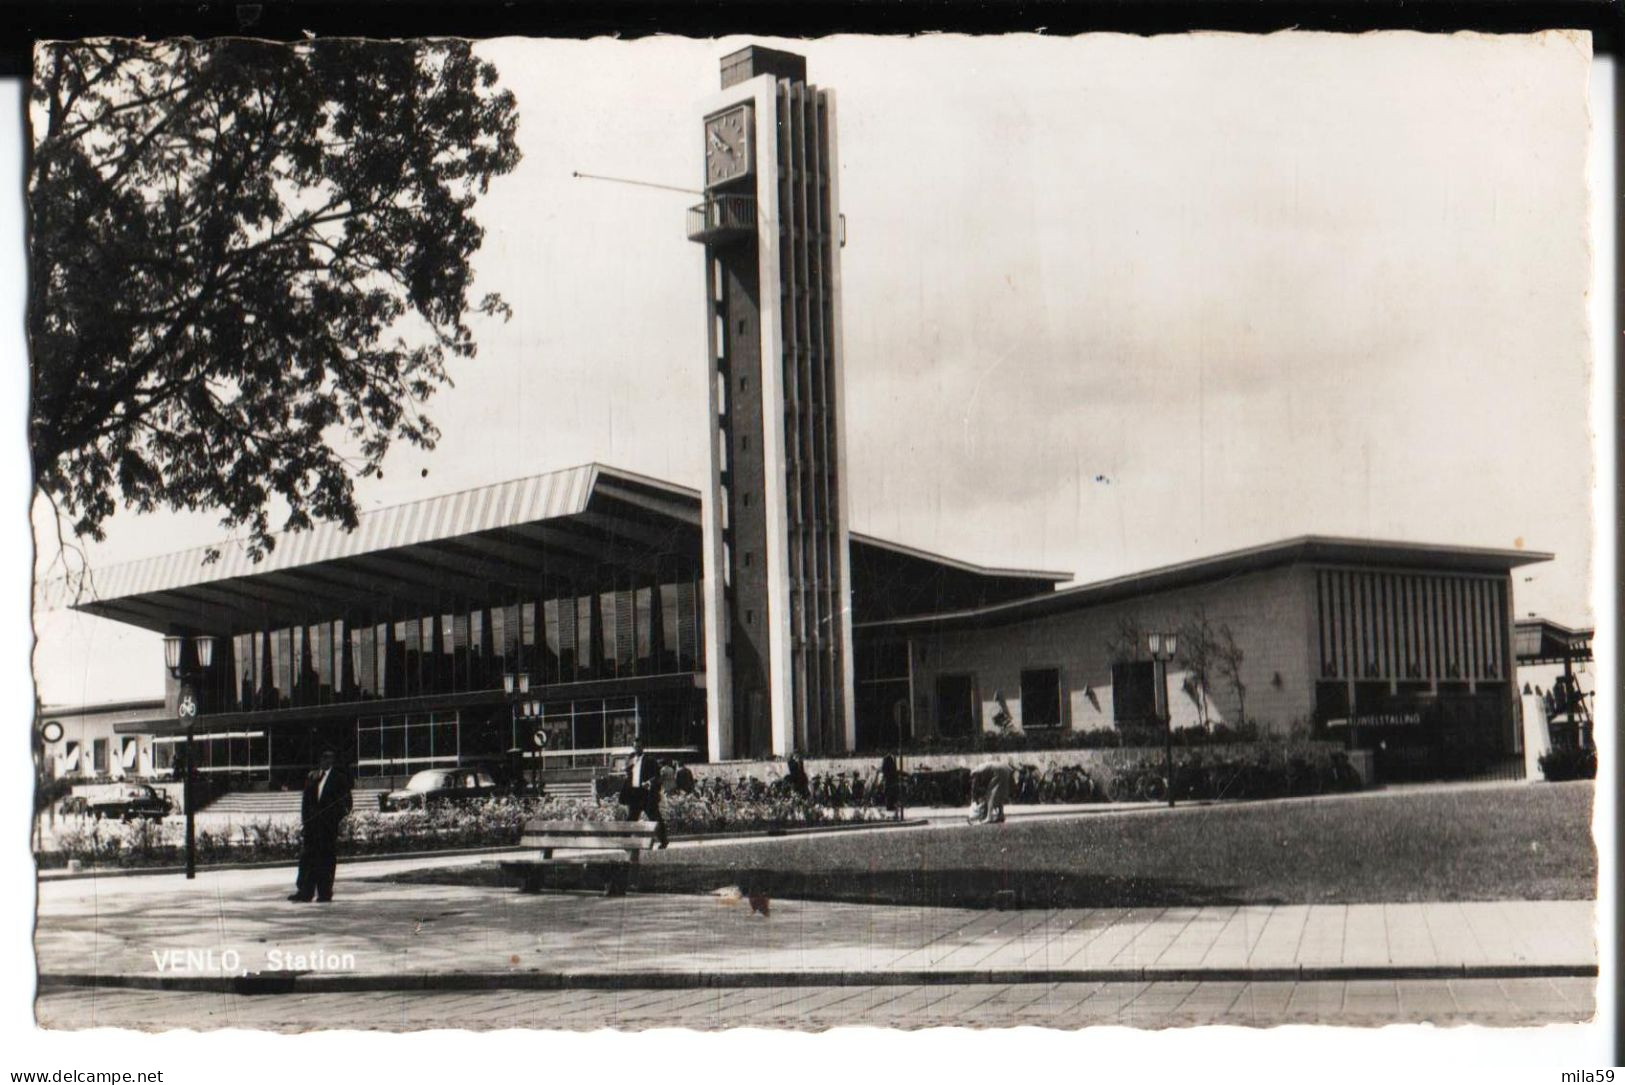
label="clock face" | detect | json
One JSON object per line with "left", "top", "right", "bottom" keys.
{"left": 704, "top": 105, "right": 753, "bottom": 188}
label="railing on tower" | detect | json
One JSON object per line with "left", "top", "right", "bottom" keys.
{"left": 687, "top": 194, "right": 756, "bottom": 244}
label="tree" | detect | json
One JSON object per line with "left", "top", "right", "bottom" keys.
{"left": 1215, "top": 622, "right": 1247, "bottom": 729}
{"left": 1104, "top": 615, "right": 1147, "bottom": 664}
{"left": 1177, "top": 608, "right": 1220, "bottom": 730}
{"left": 29, "top": 38, "right": 521, "bottom": 561}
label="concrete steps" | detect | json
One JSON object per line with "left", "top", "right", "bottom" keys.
{"left": 204, "top": 789, "right": 389, "bottom": 815}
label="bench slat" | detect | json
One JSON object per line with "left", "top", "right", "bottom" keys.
{"left": 522, "top": 820, "right": 655, "bottom": 834}
{"left": 521, "top": 835, "right": 657, "bottom": 851}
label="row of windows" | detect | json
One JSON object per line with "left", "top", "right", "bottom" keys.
{"left": 203, "top": 574, "right": 702, "bottom": 714}
{"left": 933, "top": 667, "right": 1066, "bottom": 735}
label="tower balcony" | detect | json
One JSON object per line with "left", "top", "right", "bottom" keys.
{"left": 687, "top": 194, "right": 756, "bottom": 245}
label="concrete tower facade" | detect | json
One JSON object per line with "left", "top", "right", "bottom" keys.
{"left": 688, "top": 46, "right": 855, "bottom": 760}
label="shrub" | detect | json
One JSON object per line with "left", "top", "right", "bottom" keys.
{"left": 1538, "top": 747, "right": 1597, "bottom": 782}
{"left": 36, "top": 790, "right": 884, "bottom": 870}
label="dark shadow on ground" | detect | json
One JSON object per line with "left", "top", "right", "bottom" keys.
{"left": 375, "top": 860, "right": 1243, "bottom": 909}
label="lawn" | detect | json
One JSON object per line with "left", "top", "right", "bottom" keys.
{"left": 386, "top": 782, "right": 1596, "bottom": 908}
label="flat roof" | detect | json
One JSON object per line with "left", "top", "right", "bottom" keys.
{"left": 1514, "top": 616, "right": 1594, "bottom": 664}
{"left": 40, "top": 698, "right": 168, "bottom": 726}
{"left": 859, "top": 535, "right": 1553, "bottom": 632}
{"left": 40, "top": 463, "right": 1071, "bottom": 633}
{"left": 848, "top": 532, "right": 1071, "bottom": 584}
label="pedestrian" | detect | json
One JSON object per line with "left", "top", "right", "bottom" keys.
{"left": 674, "top": 762, "right": 696, "bottom": 794}
{"left": 880, "top": 753, "right": 902, "bottom": 820}
{"left": 968, "top": 760, "right": 1013, "bottom": 825}
{"left": 619, "top": 738, "right": 668, "bottom": 848}
{"left": 643, "top": 759, "right": 670, "bottom": 849}
{"left": 289, "top": 746, "right": 352, "bottom": 903}
{"left": 785, "top": 753, "right": 810, "bottom": 801}
{"left": 620, "top": 737, "right": 652, "bottom": 817}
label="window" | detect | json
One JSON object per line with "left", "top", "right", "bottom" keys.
{"left": 635, "top": 586, "right": 654, "bottom": 673}
{"left": 354, "top": 713, "right": 460, "bottom": 778}
{"left": 351, "top": 624, "right": 377, "bottom": 699}
{"left": 91, "top": 738, "right": 109, "bottom": 775}
{"left": 1111, "top": 661, "right": 1157, "bottom": 725}
{"left": 935, "top": 674, "right": 976, "bottom": 737}
{"left": 1020, "top": 668, "right": 1063, "bottom": 728}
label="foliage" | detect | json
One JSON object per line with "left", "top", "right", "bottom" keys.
{"left": 1177, "top": 607, "right": 1222, "bottom": 730}
{"left": 1103, "top": 614, "right": 1148, "bottom": 665}
{"left": 879, "top": 720, "right": 1261, "bottom": 756}
{"left": 29, "top": 38, "right": 521, "bottom": 560}
{"left": 1215, "top": 623, "right": 1247, "bottom": 726}
{"left": 861, "top": 743, "right": 1362, "bottom": 807}
{"left": 1538, "top": 746, "right": 1597, "bottom": 782}
{"left": 36, "top": 791, "right": 881, "bottom": 870}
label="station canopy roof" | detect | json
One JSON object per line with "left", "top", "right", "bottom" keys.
{"left": 41, "top": 463, "right": 1072, "bottom": 635}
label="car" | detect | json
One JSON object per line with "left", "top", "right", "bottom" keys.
{"left": 378, "top": 768, "right": 498, "bottom": 812}
{"left": 65, "top": 783, "right": 174, "bottom": 822}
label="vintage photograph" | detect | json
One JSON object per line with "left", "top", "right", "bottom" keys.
{"left": 22, "top": 30, "right": 1599, "bottom": 1037}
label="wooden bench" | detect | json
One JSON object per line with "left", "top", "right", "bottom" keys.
{"left": 499, "top": 819, "right": 661, "bottom": 896}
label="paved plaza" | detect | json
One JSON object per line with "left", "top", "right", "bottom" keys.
{"left": 36, "top": 976, "right": 1595, "bottom": 1031}
{"left": 34, "top": 819, "right": 1596, "bottom": 1031}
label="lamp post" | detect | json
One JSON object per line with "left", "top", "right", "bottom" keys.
{"left": 1148, "top": 631, "right": 1179, "bottom": 808}
{"left": 504, "top": 671, "right": 540, "bottom": 793}
{"left": 166, "top": 634, "right": 216, "bottom": 879}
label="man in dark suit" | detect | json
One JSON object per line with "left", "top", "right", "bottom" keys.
{"left": 289, "top": 746, "right": 352, "bottom": 903}
{"left": 619, "top": 738, "right": 668, "bottom": 848}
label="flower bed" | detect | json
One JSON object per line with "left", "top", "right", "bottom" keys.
{"left": 35, "top": 793, "right": 885, "bottom": 871}
{"left": 800, "top": 742, "right": 1363, "bottom": 808}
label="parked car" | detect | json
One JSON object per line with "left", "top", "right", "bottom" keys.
{"left": 62, "top": 783, "right": 174, "bottom": 822}
{"left": 378, "top": 768, "right": 498, "bottom": 812}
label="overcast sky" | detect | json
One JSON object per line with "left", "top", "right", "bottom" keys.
{"left": 16, "top": 31, "right": 1601, "bottom": 705}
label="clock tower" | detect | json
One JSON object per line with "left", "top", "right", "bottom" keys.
{"left": 687, "top": 46, "right": 855, "bottom": 760}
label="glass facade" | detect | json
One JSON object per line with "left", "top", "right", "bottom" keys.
{"left": 356, "top": 712, "right": 461, "bottom": 778}
{"left": 202, "top": 565, "right": 703, "bottom": 715}
{"left": 154, "top": 731, "right": 270, "bottom": 774}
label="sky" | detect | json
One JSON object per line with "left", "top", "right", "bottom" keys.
{"left": 15, "top": 31, "right": 1602, "bottom": 706}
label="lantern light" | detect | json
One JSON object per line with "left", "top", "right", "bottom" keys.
{"left": 194, "top": 635, "right": 217, "bottom": 670}
{"left": 163, "top": 635, "right": 185, "bottom": 674}
{"left": 503, "top": 672, "right": 516, "bottom": 695}
{"left": 1165, "top": 633, "right": 1179, "bottom": 657}
{"left": 1147, "top": 632, "right": 1163, "bottom": 657}
{"left": 517, "top": 672, "right": 531, "bottom": 694}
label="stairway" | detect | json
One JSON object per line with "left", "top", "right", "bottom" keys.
{"left": 541, "top": 780, "right": 596, "bottom": 801}
{"left": 202, "top": 789, "right": 389, "bottom": 815}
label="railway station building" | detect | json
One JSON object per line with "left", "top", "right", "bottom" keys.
{"left": 37, "top": 45, "right": 1554, "bottom": 789}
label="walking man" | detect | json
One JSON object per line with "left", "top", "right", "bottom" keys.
{"left": 620, "top": 738, "right": 668, "bottom": 848}
{"left": 289, "top": 746, "right": 352, "bottom": 903}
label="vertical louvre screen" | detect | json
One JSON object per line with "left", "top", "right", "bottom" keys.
{"left": 1316, "top": 569, "right": 1510, "bottom": 682}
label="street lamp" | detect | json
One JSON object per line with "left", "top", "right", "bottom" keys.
{"left": 163, "top": 635, "right": 185, "bottom": 675}
{"left": 165, "top": 633, "right": 217, "bottom": 880}
{"left": 504, "top": 672, "right": 539, "bottom": 793}
{"left": 1148, "top": 631, "right": 1179, "bottom": 808}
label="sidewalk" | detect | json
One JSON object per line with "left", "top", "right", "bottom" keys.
{"left": 35, "top": 853, "right": 1596, "bottom": 993}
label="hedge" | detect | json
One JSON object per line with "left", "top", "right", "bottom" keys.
{"left": 36, "top": 793, "right": 885, "bottom": 871}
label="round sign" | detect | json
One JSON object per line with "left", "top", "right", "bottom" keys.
{"left": 40, "top": 720, "right": 63, "bottom": 744}
{"left": 177, "top": 694, "right": 198, "bottom": 718}
{"left": 531, "top": 728, "right": 549, "bottom": 749}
